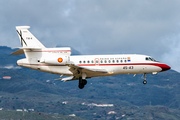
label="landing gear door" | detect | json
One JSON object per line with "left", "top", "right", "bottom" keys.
{"left": 67, "top": 56, "right": 70, "bottom": 64}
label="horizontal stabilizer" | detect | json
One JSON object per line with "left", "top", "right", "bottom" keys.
{"left": 16, "top": 47, "right": 42, "bottom": 50}
{"left": 11, "top": 49, "right": 24, "bottom": 55}
{"left": 16, "top": 26, "right": 30, "bottom": 30}
{"left": 11, "top": 47, "right": 42, "bottom": 55}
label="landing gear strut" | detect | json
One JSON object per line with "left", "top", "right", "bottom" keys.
{"left": 143, "top": 73, "right": 147, "bottom": 84}
{"left": 78, "top": 77, "right": 87, "bottom": 89}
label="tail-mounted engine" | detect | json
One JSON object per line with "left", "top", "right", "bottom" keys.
{"left": 40, "top": 56, "right": 70, "bottom": 65}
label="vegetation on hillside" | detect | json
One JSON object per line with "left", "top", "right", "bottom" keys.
{"left": 0, "top": 46, "right": 180, "bottom": 119}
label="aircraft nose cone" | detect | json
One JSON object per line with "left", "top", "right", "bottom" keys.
{"left": 161, "top": 64, "right": 171, "bottom": 71}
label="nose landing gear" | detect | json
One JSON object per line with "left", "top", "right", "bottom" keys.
{"left": 143, "top": 73, "right": 147, "bottom": 84}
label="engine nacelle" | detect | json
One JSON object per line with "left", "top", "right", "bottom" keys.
{"left": 40, "top": 56, "right": 69, "bottom": 65}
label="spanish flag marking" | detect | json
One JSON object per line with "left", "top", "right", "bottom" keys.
{"left": 58, "top": 58, "right": 63, "bottom": 63}
{"left": 127, "top": 57, "right": 131, "bottom": 62}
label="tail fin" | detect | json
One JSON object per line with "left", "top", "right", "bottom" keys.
{"left": 16, "top": 26, "right": 45, "bottom": 48}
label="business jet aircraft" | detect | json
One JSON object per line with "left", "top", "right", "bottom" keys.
{"left": 11, "top": 26, "right": 171, "bottom": 89}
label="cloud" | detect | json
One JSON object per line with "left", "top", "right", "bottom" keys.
{"left": 0, "top": 65, "right": 21, "bottom": 69}
{"left": 162, "top": 34, "right": 180, "bottom": 72}
{"left": 0, "top": 0, "right": 180, "bottom": 71}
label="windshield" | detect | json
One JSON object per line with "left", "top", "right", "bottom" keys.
{"left": 145, "top": 57, "right": 157, "bottom": 62}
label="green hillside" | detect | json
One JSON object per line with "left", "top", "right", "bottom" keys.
{"left": 0, "top": 46, "right": 180, "bottom": 119}
{"left": 0, "top": 110, "right": 84, "bottom": 120}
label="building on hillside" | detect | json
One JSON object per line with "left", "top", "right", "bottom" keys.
{"left": 46, "top": 80, "right": 50, "bottom": 82}
{"left": 122, "top": 114, "right": 126, "bottom": 117}
{"left": 108, "top": 111, "right": 116, "bottom": 114}
{"left": 96, "top": 104, "right": 114, "bottom": 107}
{"left": 62, "top": 101, "right": 68, "bottom": 104}
{"left": 81, "top": 102, "right": 86, "bottom": 105}
{"left": 3, "top": 76, "right": 11, "bottom": 79}
{"left": 16, "top": 109, "right": 23, "bottom": 111}
{"left": 87, "top": 103, "right": 114, "bottom": 107}
{"left": 69, "top": 114, "right": 76, "bottom": 116}
{"left": 28, "top": 109, "right": 34, "bottom": 112}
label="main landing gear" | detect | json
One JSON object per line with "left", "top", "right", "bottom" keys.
{"left": 78, "top": 77, "right": 87, "bottom": 89}
{"left": 143, "top": 73, "right": 147, "bottom": 84}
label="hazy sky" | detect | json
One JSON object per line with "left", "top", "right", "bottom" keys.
{"left": 0, "top": 0, "right": 180, "bottom": 72}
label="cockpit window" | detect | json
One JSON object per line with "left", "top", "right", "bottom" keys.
{"left": 145, "top": 57, "right": 157, "bottom": 62}
{"left": 151, "top": 58, "right": 156, "bottom": 61}
{"left": 146, "top": 57, "right": 149, "bottom": 60}
{"left": 149, "top": 57, "right": 153, "bottom": 61}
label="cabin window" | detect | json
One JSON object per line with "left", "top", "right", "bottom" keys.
{"left": 112, "top": 60, "right": 115, "bottom": 63}
{"left": 116, "top": 60, "right": 119, "bottom": 63}
{"left": 100, "top": 60, "right": 103, "bottom": 63}
{"left": 121, "top": 60, "right": 123, "bottom": 63}
{"left": 104, "top": 60, "right": 107, "bottom": 63}
{"left": 83, "top": 61, "right": 86, "bottom": 63}
{"left": 79, "top": 61, "right": 82, "bottom": 64}
{"left": 91, "top": 60, "right": 94, "bottom": 63}
{"left": 108, "top": 60, "right": 111, "bottom": 63}
{"left": 124, "top": 60, "right": 127, "bottom": 63}
{"left": 87, "top": 60, "right": 90, "bottom": 63}
{"left": 96, "top": 60, "right": 98, "bottom": 63}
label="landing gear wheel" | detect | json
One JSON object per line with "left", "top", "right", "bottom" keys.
{"left": 143, "top": 80, "right": 147, "bottom": 84}
{"left": 82, "top": 80, "right": 87, "bottom": 85}
{"left": 78, "top": 84, "right": 84, "bottom": 89}
{"left": 142, "top": 73, "right": 147, "bottom": 85}
{"left": 78, "top": 77, "right": 87, "bottom": 89}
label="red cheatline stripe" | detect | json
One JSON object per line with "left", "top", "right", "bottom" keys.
{"left": 17, "top": 63, "right": 66, "bottom": 66}
{"left": 78, "top": 63, "right": 166, "bottom": 67}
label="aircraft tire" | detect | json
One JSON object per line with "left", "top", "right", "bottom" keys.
{"left": 143, "top": 80, "right": 147, "bottom": 84}
{"left": 78, "top": 83, "right": 84, "bottom": 89}
{"left": 82, "top": 79, "right": 87, "bottom": 85}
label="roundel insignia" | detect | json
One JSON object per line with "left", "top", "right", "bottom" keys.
{"left": 58, "top": 58, "right": 63, "bottom": 63}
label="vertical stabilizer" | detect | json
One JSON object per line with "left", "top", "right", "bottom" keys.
{"left": 16, "top": 26, "right": 45, "bottom": 48}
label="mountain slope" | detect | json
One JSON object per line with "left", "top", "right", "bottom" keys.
{"left": 1, "top": 46, "right": 180, "bottom": 120}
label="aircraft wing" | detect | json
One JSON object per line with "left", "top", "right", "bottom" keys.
{"left": 68, "top": 64, "right": 107, "bottom": 75}
{"left": 55, "top": 64, "right": 107, "bottom": 82}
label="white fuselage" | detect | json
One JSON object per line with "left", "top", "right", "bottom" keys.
{"left": 17, "top": 53, "right": 169, "bottom": 78}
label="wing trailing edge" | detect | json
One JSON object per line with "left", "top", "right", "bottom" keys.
{"left": 68, "top": 64, "right": 108, "bottom": 74}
